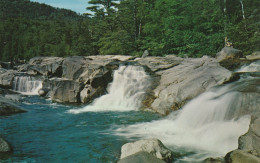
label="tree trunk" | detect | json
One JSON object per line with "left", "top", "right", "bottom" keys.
{"left": 223, "top": 0, "right": 227, "bottom": 45}
{"left": 240, "top": 0, "right": 245, "bottom": 20}
{"left": 133, "top": 0, "right": 137, "bottom": 41}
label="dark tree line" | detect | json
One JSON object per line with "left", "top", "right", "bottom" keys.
{"left": 0, "top": 0, "right": 259, "bottom": 63}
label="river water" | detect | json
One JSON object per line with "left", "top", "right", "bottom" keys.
{"left": 1, "top": 62, "right": 259, "bottom": 162}
{"left": 0, "top": 96, "right": 161, "bottom": 162}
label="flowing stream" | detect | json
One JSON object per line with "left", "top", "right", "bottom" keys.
{"left": 114, "top": 83, "right": 251, "bottom": 162}
{"left": 69, "top": 65, "right": 151, "bottom": 113}
{"left": 114, "top": 61, "right": 260, "bottom": 162}
{"left": 13, "top": 76, "right": 42, "bottom": 95}
{"left": 1, "top": 62, "right": 259, "bottom": 162}
{"left": 236, "top": 60, "right": 260, "bottom": 72}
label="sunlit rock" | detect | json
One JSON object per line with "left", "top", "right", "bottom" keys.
{"left": 216, "top": 47, "right": 243, "bottom": 61}
{"left": 216, "top": 47, "right": 244, "bottom": 70}
{"left": 246, "top": 51, "right": 260, "bottom": 60}
{"left": 148, "top": 57, "right": 233, "bottom": 115}
{"left": 0, "top": 96, "right": 26, "bottom": 116}
{"left": 120, "top": 138, "right": 173, "bottom": 163}
{"left": 225, "top": 150, "right": 260, "bottom": 163}
{"left": 18, "top": 57, "right": 64, "bottom": 77}
{"left": 118, "top": 151, "right": 166, "bottom": 163}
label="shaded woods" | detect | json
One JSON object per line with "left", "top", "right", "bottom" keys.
{"left": 0, "top": 0, "right": 259, "bottom": 63}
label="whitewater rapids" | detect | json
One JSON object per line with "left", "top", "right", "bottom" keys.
{"left": 68, "top": 65, "right": 151, "bottom": 113}
{"left": 13, "top": 76, "right": 42, "bottom": 95}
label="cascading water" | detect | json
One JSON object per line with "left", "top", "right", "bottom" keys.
{"left": 237, "top": 60, "right": 260, "bottom": 72}
{"left": 13, "top": 76, "right": 42, "bottom": 95}
{"left": 69, "top": 65, "right": 151, "bottom": 113}
{"left": 114, "top": 83, "right": 251, "bottom": 162}
{"left": 114, "top": 61, "right": 260, "bottom": 162}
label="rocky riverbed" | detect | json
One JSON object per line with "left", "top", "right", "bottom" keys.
{"left": 0, "top": 47, "right": 260, "bottom": 162}
{"left": 1, "top": 47, "right": 249, "bottom": 114}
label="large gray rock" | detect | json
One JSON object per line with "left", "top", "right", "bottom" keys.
{"left": 120, "top": 138, "right": 173, "bottom": 163}
{"left": 246, "top": 51, "right": 260, "bottom": 60}
{"left": 18, "top": 57, "right": 64, "bottom": 76}
{"left": 62, "top": 55, "right": 121, "bottom": 82}
{"left": 79, "top": 68, "right": 112, "bottom": 103}
{"left": 86, "top": 55, "right": 135, "bottom": 63}
{"left": 148, "top": 56, "right": 233, "bottom": 115}
{"left": 0, "top": 69, "right": 17, "bottom": 88}
{"left": 239, "top": 114, "right": 260, "bottom": 155}
{"left": 118, "top": 151, "right": 166, "bottom": 163}
{"left": 135, "top": 55, "right": 182, "bottom": 72}
{"left": 216, "top": 47, "right": 243, "bottom": 61}
{"left": 0, "top": 96, "right": 26, "bottom": 116}
{"left": 88, "top": 69, "right": 112, "bottom": 88}
{"left": 225, "top": 113, "right": 260, "bottom": 163}
{"left": 80, "top": 86, "right": 105, "bottom": 104}
{"left": 43, "top": 65, "right": 113, "bottom": 103}
{"left": 0, "top": 87, "right": 23, "bottom": 102}
{"left": 224, "top": 78, "right": 260, "bottom": 119}
{"left": 62, "top": 56, "right": 93, "bottom": 80}
{"left": 204, "top": 77, "right": 260, "bottom": 162}
{"left": 225, "top": 150, "right": 260, "bottom": 163}
{"left": 43, "top": 78, "right": 83, "bottom": 103}
{"left": 216, "top": 47, "right": 244, "bottom": 70}
{"left": 0, "top": 137, "right": 12, "bottom": 153}
{"left": 42, "top": 56, "right": 120, "bottom": 103}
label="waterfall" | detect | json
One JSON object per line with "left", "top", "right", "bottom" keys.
{"left": 69, "top": 65, "right": 151, "bottom": 113}
{"left": 237, "top": 60, "right": 260, "bottom": 72}
{"left": 13, "top": 76, "right": 42, "bottom": 95}
{"left": 114, "top": 78, "right": 256, "bottom": 161}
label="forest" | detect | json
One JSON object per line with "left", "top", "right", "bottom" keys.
{"left": 0, "top": 0, "right": 259, "bottom": 63}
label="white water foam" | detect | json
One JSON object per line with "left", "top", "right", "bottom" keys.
{"left": 237, "top": 60, "right": 260, "bottom": 72}
{"left": 68, "top": 65, "right": 151, "bottom": 113}
{"left": 114, "top": 83, "right": 251, "bottom": 161}
{"left": 13, "top": 76, "right": 42, "bottom": 95}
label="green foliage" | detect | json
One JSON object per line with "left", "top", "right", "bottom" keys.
{"left": 98, "top": 30, "right": 132, "bottom": 55}
{"left": 0, "top": 18, "right": 93, "bottom": 61}
{"left": 226, "top": 0, "right": 260, "bottom": 56}
{"left": 0, "top": 0, "right": 92, "bottom": 62}
{"left": 0, "top": 0, "right": 81, "bottom": 20}
{"left": 0, "top": 0, "right": 259, "bottom": 63}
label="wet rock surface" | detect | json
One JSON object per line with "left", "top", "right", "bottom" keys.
{"left": 3, "top": 55, "right": 257, "bottom": 116}
{"left": 41, "top": 56, "right": 120, "bottom": 103}
{"left": 0, "top": 137, "right": 12, "bottom": 153}
{"left": 225, "top": 108, "right": 260, "bottom": 162}
{"left": 143, "top": 56, "right": 233, "bottom": 115}
{"left": 0, "top": 69, "right": 17, "bottom": 88}
{"left": 0, "top": 96, "right": 26, "bottom": 116}
{"left": 118, "top": 151, "right": 166, "bottom": 163}
{"left": 42, "top": 78, "right": 83, "bottom": 103}
{"left": 11, "top": 55, "right": 242, "bottom": 114}
{"left": 120, "top": 138, "right": 173, "bottom": 163}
